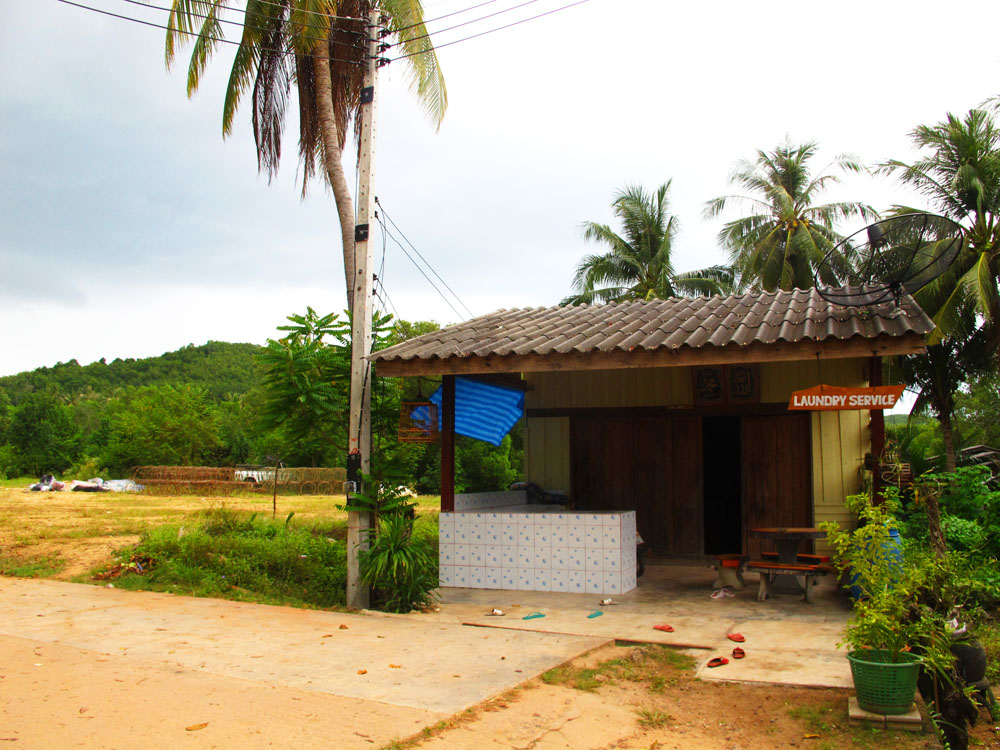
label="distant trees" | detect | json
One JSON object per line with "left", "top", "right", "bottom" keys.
{"left": 7, "top": 391, "right": 80, "bottom": 476}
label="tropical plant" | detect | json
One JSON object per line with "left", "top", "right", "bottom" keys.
{"left": 162, "top": 1, "right": 447, "bottom": 307}
{"left": 879, "top": 109, "right": 1000, "bottom": 341}
{"left": 258, "top": 308, "right": 352, "bottom": 465}
{"left": 562, "top": 182, "right": 733, "bottom": 305}
{"left": 358, "top": 513, "right": 438, "bottom": 612}
{"left": 705, "top": 141, "right": 876, "bottom": 292}
{"left": 894, "top": 319, "right": 994, "bottom": 471}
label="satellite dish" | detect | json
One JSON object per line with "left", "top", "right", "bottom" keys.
{"left": 815, "top": 213, "right": 965, "bottom": 307}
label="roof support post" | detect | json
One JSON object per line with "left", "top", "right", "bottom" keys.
{"left": 441, "top": 374, "right": 456, "bottom": 512}
{"left": 869, "top": 355, "right": 886, "bottom": 503}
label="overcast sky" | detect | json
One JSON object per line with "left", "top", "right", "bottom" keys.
{"left": 2, "top": 0, "right": 999, "bottom": 381}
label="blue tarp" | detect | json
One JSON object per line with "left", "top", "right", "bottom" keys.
{"left": 418, "top": 377, "right": 524, "bottom": 446}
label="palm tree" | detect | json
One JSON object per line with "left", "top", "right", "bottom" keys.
{"left": 562, "top": 182, "right": 733, "bottom": 306}
{"left": 704, "top": 141, "right": 876, "bottom": 292}
{"left": 879, "top": 109, "right": 1000, "bottom": 341}
{"left": 164, "top": 1, "right": 447, "bottom": 307}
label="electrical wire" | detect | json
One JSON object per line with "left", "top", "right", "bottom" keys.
{"left": 376, "top": 213, "right": 466, "bottom": 321}
{"left": 56, "top": 0, "right": 366, "bottom": 65}
{"left": 389, "top": 0, "right": 542, "bottom": 48}
{"left": 375, "top": 197, "right": 474, "bottom": 318}
{"left": 390, "top": 0, "right": 591, "bottom": 60}
{"left": 119, "top": 0, "right": 365, "bottom": 37}
{"left": 394, "top": 0, "right": 501, "bottom": 33}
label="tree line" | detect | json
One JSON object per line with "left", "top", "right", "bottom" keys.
{"left": 0, "top": 320, "right": 521, "bottom": 494}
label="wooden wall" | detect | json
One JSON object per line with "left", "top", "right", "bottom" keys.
{"left": 522, "top": 359, "right": 870, "bottom": 554}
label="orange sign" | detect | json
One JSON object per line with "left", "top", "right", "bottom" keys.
{"left": 788, "top": 384, "right": 906, "bottom": 411}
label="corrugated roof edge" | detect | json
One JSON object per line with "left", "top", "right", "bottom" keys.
{"left": 371, "top": 287, "right": 935, "bottom": 364}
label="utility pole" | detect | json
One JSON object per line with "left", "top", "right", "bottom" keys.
{"left": 346, "top": 9, "right": 381, "bottom": 610}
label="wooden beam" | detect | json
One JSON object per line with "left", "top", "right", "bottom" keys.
{"left": 527, "top": 403, "right": 792, "bottom": 419}
{"left": 373, "top": 334, "right": 928, "bottom": 378}
{"left": 441, "top": 375, "right": 456, "bottom": 512}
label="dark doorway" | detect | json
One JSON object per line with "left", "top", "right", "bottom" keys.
{"left": 703, "top": 416, "right": 741, "bottom": 554}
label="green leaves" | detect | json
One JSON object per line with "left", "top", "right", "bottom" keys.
{"left": 563, "top": 182, "right": 732, "bottom": 305}
{"left": 706, "top": 140, "right": 876, "bottom": 292}
{"left": 257, "top": 308, "right": 352, "bottom": 459}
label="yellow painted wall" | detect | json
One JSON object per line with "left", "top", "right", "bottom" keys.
{"left": 523, "top": 360, "right": 871, "bottom": 554}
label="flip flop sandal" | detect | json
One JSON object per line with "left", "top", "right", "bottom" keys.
{"left": 522, "top": 612, "right": 545, "bottom": 620}
{"left": 599, "top": 598, "right": 617, "bottom": 606}
{"left": 707, "top": 657, "right": 729, "bottom": 668}
{"left": 486, "top": 608, "right": 505, "bottom": 616}
{"left": 653, "top": 624, "right": 674, "bottom": 632}
{"left": 710, "top": 589, "right": 727, "bottom": 599}
{"left": 727, "top": 633, "right": 745, "bottom": 642}
{"left": 732, "top": 647, "right": 745, "bottom": 659}
{"left": 587, "top": 611, "right": 603, "bottom": 619}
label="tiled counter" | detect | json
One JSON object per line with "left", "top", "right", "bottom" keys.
{"left": 439, "top": 503, "right": 637, "bottom": 595}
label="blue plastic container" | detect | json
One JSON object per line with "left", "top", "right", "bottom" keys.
{"left": 850, "top": 527, "right": 902, "bottom": 600}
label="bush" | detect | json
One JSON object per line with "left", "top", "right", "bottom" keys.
{"left": 359, "top": 514, "right": 438, "bottom": 613}
{"left": 108, "top": 508, "right": 347, "bottom": 609}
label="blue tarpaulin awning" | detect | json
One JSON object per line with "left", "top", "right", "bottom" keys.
{"left": 420, "top": 377, "right": 524, "bottom": 446}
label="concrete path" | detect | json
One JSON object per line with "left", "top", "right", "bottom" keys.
{"left": 0, "top": 578, "right": 608, "bottom": 748}
{"left": 418, "top": 562, "right": 853, "bottom": 689}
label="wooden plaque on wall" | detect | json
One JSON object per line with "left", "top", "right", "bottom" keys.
{"left": 693, "top": 366, "right": 725, "bottom": 405}
{"left": 693, "top": 364, "right": 759, "bottom": 406}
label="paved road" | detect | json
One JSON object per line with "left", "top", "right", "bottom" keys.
{"left": 0, "top": 579, "right": 608, "bottom": 749}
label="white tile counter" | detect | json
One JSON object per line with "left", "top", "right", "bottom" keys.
{"left": 438, "top": 506, "right": 637, "bottom": 595}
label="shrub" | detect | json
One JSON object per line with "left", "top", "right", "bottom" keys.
{"left": 108, "top": 508, "right": 347, "bottom": 608}
{"left": 358, "top": 514, "right": 438, "bottom": 613}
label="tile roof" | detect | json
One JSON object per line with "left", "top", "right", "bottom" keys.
{"left": 371, "top": 287, "right": 934, "bottom": 368}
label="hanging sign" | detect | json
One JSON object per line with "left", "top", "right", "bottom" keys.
{"left": 788, "top": 384, "right": 906, "bottom": 411}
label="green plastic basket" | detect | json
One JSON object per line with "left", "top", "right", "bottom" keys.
{"left": 847, "top": 649, "right": 921, "bottom": 715}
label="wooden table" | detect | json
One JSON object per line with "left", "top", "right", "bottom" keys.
{"left": 749, "top": 527, "right": 826, "bottom": 594}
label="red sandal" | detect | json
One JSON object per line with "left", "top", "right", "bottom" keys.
{"left": 727, "top": 633, "right": 745, "bottom": 642}
{"left": 653, "top": 624, "right": 674, "bottom": 633}
{"left": 732, "top": 647, "right": 745, "bottom": 659}
{"left": 707, "top": 657, "right": 729, "bottom": 668}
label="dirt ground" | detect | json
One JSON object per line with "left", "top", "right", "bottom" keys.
{"left": 2, "top": 485, "right": 998, "bottom": 749}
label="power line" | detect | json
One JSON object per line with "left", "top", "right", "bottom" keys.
{"left": 119, "top": 0, "right": 366, "bottom": 37}
{"left": 56, "top": 0, "right": 366, "bottom": 65}
{"left": 390, "top": 0, "right": 543, "bottom": 48}
{"left": 376, "top": 213, "right": 466, "bottom": 321}
{"left": 375, "top": 197, "right": 474, "bottom": 318}
{"left": 390, "top": 0, "right": 591, "bottom": 60}
{"left": 394, "top": 0, "right": 501, "bottom": 33}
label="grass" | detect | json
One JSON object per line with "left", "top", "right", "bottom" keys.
{"left": 0, "top": 554, "right": 65, "bottom": 578}
{"left": 541, "top": 644, "right": 695, "bottom": 692}
{"left": 103, "top": 507, "right": 351, "bottom": 609}
{"left": 787, "top": 704, "right": 835, "bottom": 733}
{"left": 635, "top": 708, "right": 672, "bottom": 728}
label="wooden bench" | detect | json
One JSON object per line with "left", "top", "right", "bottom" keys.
{"left": 745, "top": 561, "right": 829, "bottom": 603}
{"left": 712, "top": 553, "right": 749, "bottom": 590}
{"left": 760, "top": 552, "right": 830, "bottom": 564}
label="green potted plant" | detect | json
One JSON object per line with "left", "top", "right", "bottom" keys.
{"left": 823, "top": 490, "right": 934, "bottom": 715}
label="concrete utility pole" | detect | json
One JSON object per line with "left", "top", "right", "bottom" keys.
{"left": 346, "top": 9, "right": 381, "bottom": 610}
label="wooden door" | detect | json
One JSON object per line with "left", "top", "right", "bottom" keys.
{"left": 570, "top": 416, "right": 702, "bottom": 555}
{"left": 741, "top": 414, "right": 812, "bottom": 557}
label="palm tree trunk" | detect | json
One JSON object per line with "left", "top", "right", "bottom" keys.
{"left": 939, "top": 412, "right": 957, "bottom": 473}
{"left": 312, "top": 38, "right": 358, "bottom": 309}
